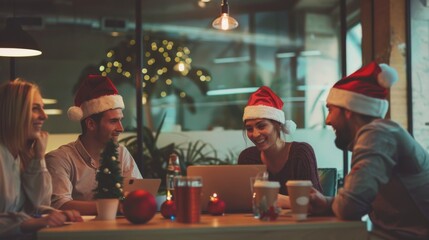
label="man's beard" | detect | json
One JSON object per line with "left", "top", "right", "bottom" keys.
{"left": 334, "top": 136, "right": 349, "bottom": 150}
{"left": 334, "top": 129, "right": 352, "bottom": 151}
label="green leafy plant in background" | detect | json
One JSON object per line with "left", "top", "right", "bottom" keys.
{"left": 223, "top": 149, "right": 239, "bottom": 165}
{"left": 119, "top": 114, "right": 175, "bottom": 185}
{"left": 120, "top": 113, "right": 238, "bottom": 192}
{"left": 174, "top": 140, "right": 235, "bottom": 175}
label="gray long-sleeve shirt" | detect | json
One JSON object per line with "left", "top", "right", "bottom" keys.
{"left": 0, "top": 144, "right": 52, "bottom": 238}
{"left": 332, "top": 119, "right": 429, "bottom": 239}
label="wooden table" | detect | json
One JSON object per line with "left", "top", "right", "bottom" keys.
{"left": 38, "top": 213, "right": 367, "bottom": 240}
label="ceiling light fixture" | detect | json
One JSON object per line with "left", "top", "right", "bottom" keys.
{"left": 0, "top": 18, "right": 42, "bottom": 57}
{"left": 212, "top": 0, "right": 238, "bottom": 31}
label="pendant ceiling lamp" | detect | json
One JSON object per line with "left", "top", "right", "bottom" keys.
{"left": 0, "top": 18, "right": 42, "bottom": 57}
{"left": 212, "top": 0, "right": 238, "bottom": 31}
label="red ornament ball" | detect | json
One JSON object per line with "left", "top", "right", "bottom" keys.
{"left": 123, "top": 190, "right": 157, "bottom": 224}
{"left": 207, "top": 198, "right": 226, "bottom": 216}
{"left": 160, "top": 199, "right": 176, "bottom": 219}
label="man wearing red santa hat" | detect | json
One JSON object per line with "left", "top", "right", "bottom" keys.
{"left": 46, "top": 75, "right": 142, "bottom": 215}
{"left": 309, "top": 62, "right": 429, "bottom": 239}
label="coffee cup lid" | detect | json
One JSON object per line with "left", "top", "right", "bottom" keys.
{"left": 286, "top": 180, "right": 312, "bottom": 187}
{"left": 254, "top": 180, "right": 280, "bottom": 188}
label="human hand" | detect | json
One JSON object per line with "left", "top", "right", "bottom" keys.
{"left": 21, "top": 211, "right": 68, "bottom": 233}
{"left": 21, "top": 210, "right": 83, "bottom": 233}
{"left": 277, "top": 194, "right": 291, "bottom": 209}
{"left": 61, "top": 210, "right": 83, "bottom": 222}
{"left": 33, "top": 131, "right": 48, "bottom": 160}
{"left": 308, "top": 187, "right": 331, "bottom": 215}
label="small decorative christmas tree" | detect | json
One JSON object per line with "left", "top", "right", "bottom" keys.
{"left": 94, "top": 140, "right": 124, "bottom": 199}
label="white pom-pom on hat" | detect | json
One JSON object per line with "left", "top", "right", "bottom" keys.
{"left": 377, "top": 63, "right": 399, "bottom": 88}
{"left": 284, "top": 120, "right": 297, "bottom": 134}
{"left": 67, "top": 106, "right": 83, "bottom": 121}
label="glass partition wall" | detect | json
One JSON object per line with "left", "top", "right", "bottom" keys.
{"left": 0, "top": 0, "right": 360, "bottom": 133}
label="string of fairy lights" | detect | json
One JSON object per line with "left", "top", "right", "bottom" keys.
{"left": 98, "top": 35, "right": 211, "bottom": 104}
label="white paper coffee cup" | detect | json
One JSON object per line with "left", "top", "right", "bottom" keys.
{"left": 286, "top": 180, "right": 312, "bottom": 221}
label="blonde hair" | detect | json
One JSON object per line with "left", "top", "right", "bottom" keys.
{"left": 0, "top": 78, "right": 39, "bottom": 157}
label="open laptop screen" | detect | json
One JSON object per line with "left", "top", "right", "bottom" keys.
{"left": 187, "top": 165, "right": 266, "bottom": 213}
{"left": 123, "top": 178, "right": 161, "bottom": 197}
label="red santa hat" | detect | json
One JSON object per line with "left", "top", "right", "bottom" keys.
{"left": 67, "top": 75, "right": 125, "bottom": 121}
{"left": 326, "top": 61, "right": 398, "bottom": 118}
{"left": 243, "top": 86, "right": 296, "bottom": 133}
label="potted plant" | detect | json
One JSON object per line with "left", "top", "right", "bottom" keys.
{"left": 120, "top": 113, "right": 239, "bottom": 211}
{"left": 119, "top": 113, "right": 175, "bottom": 192}
{"left": 174, "top": 140, "right": 236, "bottom": 176}
{"left": 94, "top": 140, "right": 124, "bottom": 220}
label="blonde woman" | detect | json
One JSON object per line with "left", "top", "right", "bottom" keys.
{"left": 0, "top": 79, "right": 82, "bottom": 239}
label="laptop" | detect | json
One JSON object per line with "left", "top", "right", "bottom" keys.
{"left": 187, "top": 165, "right": 267, "bottom": 213}
{"left": 123, "top": 178, "right": 161, "bottom": 197}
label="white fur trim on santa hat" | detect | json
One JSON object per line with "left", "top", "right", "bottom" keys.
{"left": 68, "top": 94, "right": 125, "bottom": 121}
{"left": 243, "top": 105, "right": 285, "bottom": 124}
{"left": 326, "top": 88, "right": 388, "bottom": 118}
{"left": 378, "top": 63, "right": 399, "bottom": 88}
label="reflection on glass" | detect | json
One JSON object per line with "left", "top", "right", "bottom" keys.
{"left": 0, "top": 0, "right": 361, "bottom": 133}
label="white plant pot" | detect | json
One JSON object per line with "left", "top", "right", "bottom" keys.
{"left": 96, "top": 198, "right": 119, "bottom": 220}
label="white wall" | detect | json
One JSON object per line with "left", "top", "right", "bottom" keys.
{"left": 47, "top": 129, "right": 344, "bottom": 171}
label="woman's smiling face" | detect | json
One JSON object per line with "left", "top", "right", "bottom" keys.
{"left": 245, "top": 118, "right": 279, "bottom": 151}
{"left": 28, "top": 91, "right": 47, "bottom": 140}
